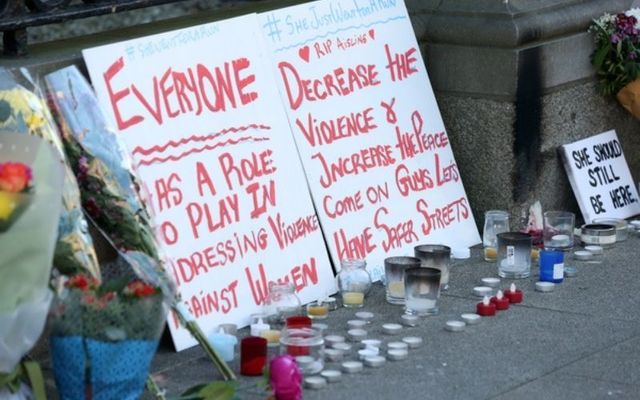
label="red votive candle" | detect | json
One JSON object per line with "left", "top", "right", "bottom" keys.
{"left": 490, "top": 290, "right": 510, "bottom": 311}
{"left": 241, "top": 336, "right": 267, "bottom": 376}
{"left": 503, "top": 283, "right": 523, "bottom": 304}
{"left": 286, "top": 315, "right": 312, "bottom": 328}
{"left": 476, "top": 296, "right": 496, "bottom": 316}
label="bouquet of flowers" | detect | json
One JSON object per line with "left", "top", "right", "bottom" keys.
{"left": 49, "top": 273, "right": 166, "bottom": 400}
{"left": 589, "top": 8, "right": 640, "bottom": 117}
{"left": 0, "top": 68, "right": 100, "bottom": 277}
{"left": 0, "top": 133, "right": 64, "bottom": 400}
{"left": 43, "top": 65, "right": 235, "bottom": 382}
{"left": 45, "top": 66, "right": 158, "bottom": 260}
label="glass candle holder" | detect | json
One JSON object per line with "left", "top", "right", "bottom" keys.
{"left": 543, "top": 211, "right": 575, "bottom": 251}
{"left": 279, "top": 327, "right": 324, "bottom": 374}
{"left": 497, "top": 232, "right": 532, "bottom": 279}
{"left": 403, "top": 267, "right": 441, "bottom": 316}
{"left": 483, "top": 210, "right": 510, "bottom": 262}
{"left": 384, "top": 256, "right": 422, "bottom": 305}
{"left": 306, "top": 300, "right": 329, "bottom": 319}
{"left": 241, "top": 337, "right": 267, "bottom": 376}
{"left": 337, "top": 259, "right": 371, "bottom": 308}
{"left": 263, "top": 282, "right": 301, "bottom": 327}
{"left": 414, "top": 245, "right": 451, "bottom": 291}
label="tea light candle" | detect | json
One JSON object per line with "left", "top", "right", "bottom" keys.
{"left": 382, "top": 323, "right": 403, "bottom": 335}
{"left": 361, "top": 339, "right": 382, "bottom": 349}
{"left": 259, "top": 329, "right": 281, "bottom": 346}
{"left": 332, "top": 342, "right": 352, "bottom": 352}
{"left": 341, "top": 361, "right": 364, "bottom": 373}
{"left": 321, "top": 370, "right": 342, "bottom": 382}
{"left": 445, "top": 321, "right": 466, "bottom": 332}
{"left": 461, "top": 313, "right": 481, "bottom": 325}
{"left": 535, "top": 281, "right": 555, "bottom": 292}
{"left": 363, "top": 355, "right": 386, "bottom": 368}
{"left": 325, "top": 335, "right": 346, "bottom": 346}
{"left": 324, "top": 348, "right": 344, "bottom": 362}
{"left": 476, "top": 296, "right": 496, "bottom": 316}
{"left": 402, "top": 336, "right": 423, "bottom": 348}
{"left": 312, "top": 322, "right": 329, "bottom": 335}
{"left": 347, "top": 328, "right": 367, "bottom": 342}
{"left": 347, "top": 319, "right": 367, "bottom": 329}
{"left": 250, "top": 318, "right": 269, "bottom": 337}
{"left": 355, "top": 311, "right": 374, "bottom": 322}
{"left": 551, "top": 234, "right": 571, "bottom": 247}
{"left": 400, "top": 314, "right": 420, "bottom": 327}
{"left": 387, "top": 349, "right": 409, "bottom": 361}
{"left": 490, "top": 290, "right": 510, "bottom": 311}
{"left": 564, "top": 266, "right": 577, "bottom": 278}
{"left": 304, "top": 376, "right": 327, "bottom": 390}
{"left": 473, "top": 286, "right": 493, "bottom": 297}
{"left": 503, "top": 283, "right": 523, "bottom": 304}
{"left": 387, "top": 341, "right": 409, "bottom": 351}
{"left": 481, "top": 277, "right": 500, "bottom": 288}
{"left": 342, "top": 292, "right": 365, "bottom": 307}
{"left": 358, "top": 348, "right": 379, "bottom": 360}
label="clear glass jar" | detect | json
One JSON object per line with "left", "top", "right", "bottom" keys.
{"left": 280, "top": 327, "right": 324, "bottom": 374}
{"left": 337, "top": 259, "right": 371, "bottom": 308}
{"left": 263, "top": 282, "right": 301, "bottom": 327}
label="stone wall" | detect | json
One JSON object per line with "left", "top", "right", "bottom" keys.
{"left": 5, "top": 0, "right": 640, "bottom": 228}
{"left": 408, "top": 0, "right": 640, "bottom": 227}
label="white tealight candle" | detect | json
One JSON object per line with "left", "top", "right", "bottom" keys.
{"left": 304, "top": 376, "right": 327, "bottom": 390}
{"left": 461, "top": 313, "right": 481, "bottom": 325}
{"left": 320, "top": 370, "right": 342, "bottom": 383}
{"left": 355, "top": 311, "right": 375, "bottom": 321}
{"left": 387, "top": 349, "right": 409, "bottom": 361}
{"left": 445, "top": 320, "right": 466, "bottom": 332}
{"left": 347, "top": 319, "right": 367, "bottom": 329}
{"left": 387, "top": 341, "right": 409, "bottom": 351}
{"left": 402, "top": 336, "right": 423, "bottom": 348}
{"left": 473, "top": 286, "right": 493, "bottom": 297}
{"left": 481, "top": 277, "right": 501, "bottom": 288}
{"left": 341, "top": 361, "right": 364, "bottom": 373}
{"left": 382, "top": 323, "right": 403, "bottom": 335}
{"left": 363, "top": 355, "right": 386, "bottom": 368}
{"left": 551, "top": 234, "right": 571, "bottom": 247}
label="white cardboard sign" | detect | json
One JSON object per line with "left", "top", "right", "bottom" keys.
{"left": 259, "top": 0, "right": 481, "bottom": 280}
{"left": 560, "top": 130, "right": 640, "bottom": 223}
{"left": 83, "top": 14, "right": 335, "bottom": 350}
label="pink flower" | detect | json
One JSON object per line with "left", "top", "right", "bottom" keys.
{"left": 269, "top": 355, "right": 302, "bottom": 400}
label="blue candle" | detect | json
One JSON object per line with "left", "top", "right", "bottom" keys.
{"left": 208, "top": 331, "right": 238, "bottom": 362}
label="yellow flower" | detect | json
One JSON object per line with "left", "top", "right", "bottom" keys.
{"left": 0, "top": 191, "right": 18, "bottom": 220}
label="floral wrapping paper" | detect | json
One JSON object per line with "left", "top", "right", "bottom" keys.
{"left": 0, "top": 68, "right": 100, "bottom": 278}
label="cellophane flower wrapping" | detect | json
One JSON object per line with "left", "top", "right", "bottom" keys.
{"left": 0, "top": 133, "right": 64, "bottom": 398}
{"left": 44, "top": 66, "right": 159, "bottom": 261}
{"left": 0, "top": 68, "right": 100, "bottom": 278}
{"left": 49, "top": 271, "right": 166, "bottom": 400}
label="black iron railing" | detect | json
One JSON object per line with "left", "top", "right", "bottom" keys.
{"left": 0, "top": 0, "right": 196, "bottom": 56}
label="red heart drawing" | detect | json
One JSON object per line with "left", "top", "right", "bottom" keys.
{"left": 298, "top": 46, "right": 310, "bottom": 63}
{"left": 368, "top": 29, "right": 375, "bottom": 40}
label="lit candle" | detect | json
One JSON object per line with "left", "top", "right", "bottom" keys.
{"left": 490, "top": 290, "right": 510, "bottom": 311}
{"left": 342, "top": 292, "right": 364, "bottom": 307}
{"left": 503, "top": 283, "right": 523, "bottom": 304}
{"left": 286, "top": 315, "right": 312, "bottom": 328}
{"left": 476, "top": 296, "right": 496, "bottom": 316}
{"left": 387, "top": 281, "right": 405, "bottom": 297}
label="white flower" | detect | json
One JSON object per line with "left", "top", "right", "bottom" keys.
{"left": 626, "top": 8, "right": 640, "bottom": 29}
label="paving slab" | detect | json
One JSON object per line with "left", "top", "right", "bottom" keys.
{"left": 557, "top": 336, "right": 640, "bottom": 386}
